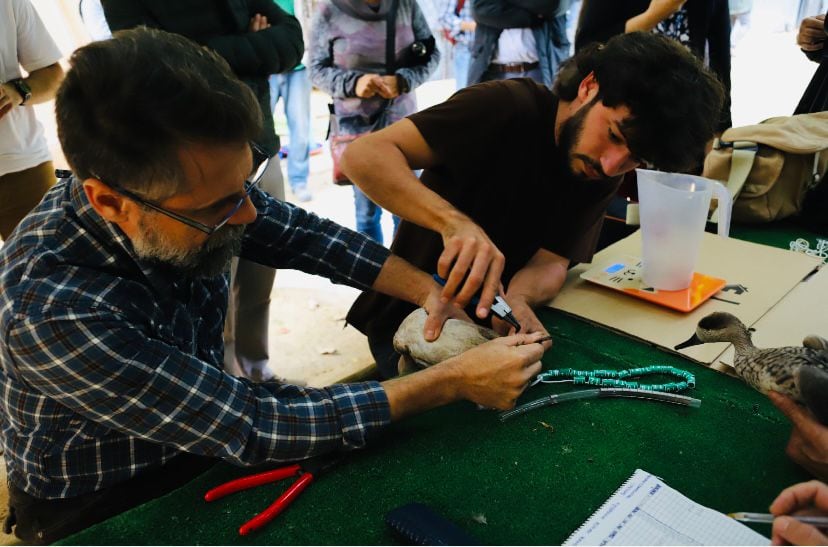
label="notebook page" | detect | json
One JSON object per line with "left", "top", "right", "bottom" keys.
{"left": 564, "top": 469, "right": 769, "bottom": 546}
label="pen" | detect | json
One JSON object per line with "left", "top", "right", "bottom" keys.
{"left": 432, "top": 274, "right": 521, "bottom": 332}
{"left": 728, "top": 512, "right": 828, "bottom": 527}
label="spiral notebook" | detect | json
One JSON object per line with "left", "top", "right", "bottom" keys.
{"left": 563, "top": 469, "right": 769, "bottom": 546}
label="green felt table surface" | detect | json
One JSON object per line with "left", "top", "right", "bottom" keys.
{"left": 60, "top": 221, "right": 826, "bottom": 545}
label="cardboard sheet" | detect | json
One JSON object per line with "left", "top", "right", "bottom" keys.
{"left": 548, "top": 231, "right": 822, "bottom": 369}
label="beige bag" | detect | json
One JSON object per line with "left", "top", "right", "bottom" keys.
{"left": 703, "top": 112, "right": 828, "bottom": 223}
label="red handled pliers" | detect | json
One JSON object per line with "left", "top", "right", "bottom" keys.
{"left": 204, "top": 457, "right": 340, "bottom": 536}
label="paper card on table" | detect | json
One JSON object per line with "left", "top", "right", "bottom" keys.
{"left": 563, "top": 469, "right": 768, "bottom": 546}
{"left": 549, "top": 231, "right": 820, "bottom": 369}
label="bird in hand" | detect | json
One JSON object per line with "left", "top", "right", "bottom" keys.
{"left": 675, "top": 312, "right": 828, "bottom": 424}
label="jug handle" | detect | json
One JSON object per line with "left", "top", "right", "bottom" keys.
{"left": 710, "top": 181, "right": 732, "bottom": 238}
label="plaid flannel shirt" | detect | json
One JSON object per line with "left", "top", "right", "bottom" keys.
{"left": 0, "top": 176, "right": 393, "bottom": 499}
{"left": 438, "top": 0, "right": 474, "bottom": 47}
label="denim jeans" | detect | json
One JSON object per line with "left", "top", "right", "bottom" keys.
{"left": 269, "top": 67, "right": 311, "bottom": 192}
{"left": 453, "top": 43, "right": 472, "bottom": 90}
{"left": 353, "top": 185, "right": 400, "bottom": 245}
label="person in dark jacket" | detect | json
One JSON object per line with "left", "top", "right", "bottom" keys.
{"left": 793, "top": 9, "right": 828, "bottom": 231}
{"left": 575, "top": 0, "right": 732, "bottom": 134}
{"left": 103, "top": 0, "right": 302, "bottom": 158}
{"left": 103, "top": 0, "right": 304, "bottom": 382}
{"left": 795, "top": 9, "right": 827, "bottom": 114}
{"left": 468, "top": 0, "right": 571, "bottom": 87}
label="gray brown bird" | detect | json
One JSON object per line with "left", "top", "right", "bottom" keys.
{"left": 675, "top": 312, "right": 828, "bottom": 424}
{"left": 393, "top": 308, "right": 498, "bottom": 374}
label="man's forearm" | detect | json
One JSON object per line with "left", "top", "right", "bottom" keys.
{"left": 382, "top": 361, "right": 460, "bottom": 421}
{"left": 371, "top": 254, "right": 434, "bottom": 308}
{"left": 342, "top": 119, "right": 507, "bottom": 316}
{"left": 14, "top": 63, "right": 64, "bottom": 106}
{"left": 625, "top": 3, "right": 684, "bottom": 33}
{"left": 506, "top": 258, "right": 568, "bottom": 307}
{"left": 625, "top": 11, "right": 661, "bottom": 32}
{"left": 372, "top": 248, "right": 461, "bottom": 342}
{"left": 341, "top": 129, "right": 469, "bottom": 236}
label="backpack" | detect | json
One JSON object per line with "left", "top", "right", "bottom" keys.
{"left": 702, "top": 112, "right": 828, "bottom": 225}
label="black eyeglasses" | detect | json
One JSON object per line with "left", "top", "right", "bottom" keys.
{"left": 97, "top": 143, "right": 270, "bottom": 235}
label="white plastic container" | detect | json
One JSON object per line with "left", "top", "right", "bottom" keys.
{"left": 636, "top": 168, "right": 732, "bottom": 290}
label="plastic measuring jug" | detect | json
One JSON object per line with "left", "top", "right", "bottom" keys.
{"left": 636, "top": 168, "right": 732, "bottom": 291}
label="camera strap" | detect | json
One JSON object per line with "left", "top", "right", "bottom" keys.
{"left": 385, "top": 0, "right": 399, "bottom": 75}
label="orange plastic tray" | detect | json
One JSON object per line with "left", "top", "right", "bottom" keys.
{"left": 580, "top": 256, "right": 726, "bottom": 312}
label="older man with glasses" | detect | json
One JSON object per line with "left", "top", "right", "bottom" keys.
{"left": 94, "top": 142, "right": 272, "bottom": 239}
{"left": 0, "top": 28, "right": 547, "bottom": 544}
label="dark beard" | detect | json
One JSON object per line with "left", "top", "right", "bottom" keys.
{"left": 556, "top": 97, "right": 610, "bottom": 182}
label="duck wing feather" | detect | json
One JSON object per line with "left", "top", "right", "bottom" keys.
{"left": 738, "top": 346, "right": 828, "bottom": 398}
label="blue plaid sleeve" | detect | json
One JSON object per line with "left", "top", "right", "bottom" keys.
{"left": 241, "top": 188, "right": 391, "bottom": 291}
{"left": 7, "top": 309, "right": 391, "bottom": 465}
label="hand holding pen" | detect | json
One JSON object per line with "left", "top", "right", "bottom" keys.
{"left": 752, "top": 480, "right": 828, "bottom": 545}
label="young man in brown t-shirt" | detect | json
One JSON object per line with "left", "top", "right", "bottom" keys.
{"left": 342, "top": 32, "right": 725, "bottom": 377}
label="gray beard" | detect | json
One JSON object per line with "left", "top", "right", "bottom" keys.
{"left": 131, "top": 217, "right": 244, "bottom": 278}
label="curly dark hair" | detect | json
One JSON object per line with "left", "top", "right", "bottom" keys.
{"left": 553, "top": 31, "right": 724, "bottom": 172}
{"left": 56, "top": 27, "right": 262, "bottom": 200}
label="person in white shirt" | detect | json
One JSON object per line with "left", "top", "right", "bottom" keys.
{"left": 79, "top": 0, "right": 113, "bottom": 41}
{"left": 467, "top": 0, "right": 571, "bottom": 87}
{"left": 0, "top": 0, "right": 64, "bottom": 240}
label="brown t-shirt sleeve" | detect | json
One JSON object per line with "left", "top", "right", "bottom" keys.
{"left": 408, "top": 79, "right": 542, "bottom": 186}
